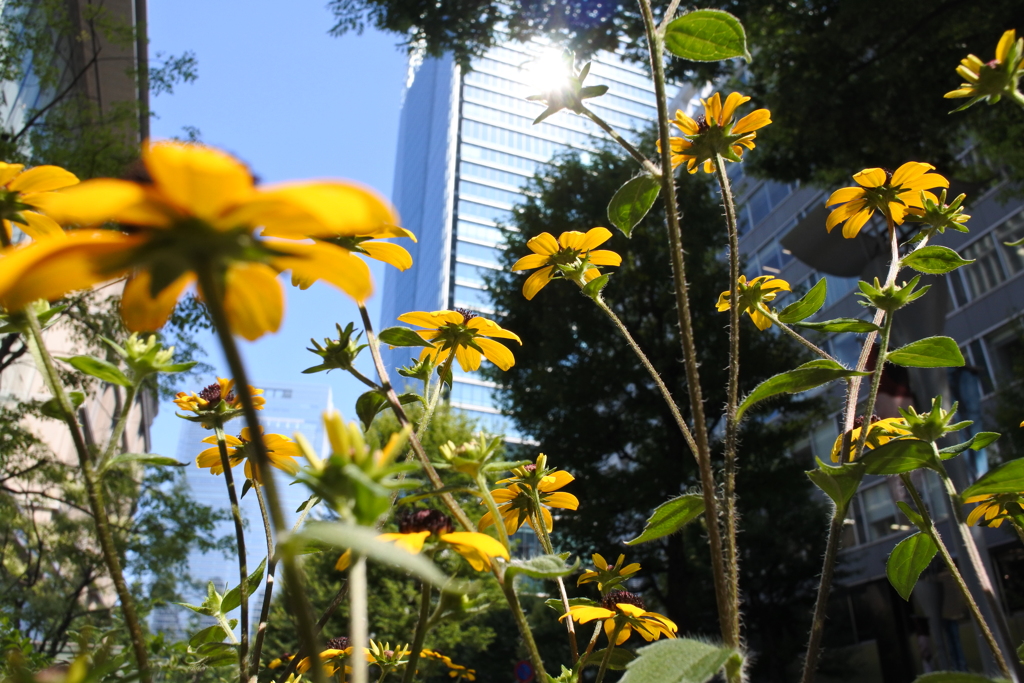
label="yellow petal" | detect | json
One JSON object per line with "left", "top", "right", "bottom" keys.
{"left": 592, "top": 553, "right": 608, "bottom": 570}
{"left": 144, "top": 140, "right": 255, "bottom": 222}
{"left": 475, "top": 337, "right": 515, "bottom": 371}
{"left": 853, "top": 168, "right": 886, "bottom": 188}
{"left": 996, "top": 29, "right": 1016, "bottom": 63}
{"left": 671, "top": 111, "right": 699, "bottom": 135}
{"left": 588, "top": 250, "right": 621, "bottom": 267}
{"left": 121, "top": 270, "right": 195, "bottom": 332}
{"left": 358, "top": 240, "right": 413, "bottom": 270}
{"left": 522, "top": 265, "right": 554, "bottom": 300}
{"left": 558, "top": 230, "right": 587, "bottom": 250}
{"left": 454, "top": 344, "right": 482, "bottom": 372}
{"left": 335, "top": 550, "right": 352, "bottom": 571}
{"left": 0, "top": 230, "right": 138, "bottom": 310}
{"left": 0, "top": 163, "right": 25, "bottom": 186}
{"left": 17, "top": 212, "right": 65, "bottom": 241}
{"left": 825, "top": 201, "right": 866, "bottom": 233}
{"left": 890, "top": 162, "right": 934, "bottom": 188}
{"left": 466, "top": 316, "right": 522, "bottom": 343}
{"left": 30, "top": 179, "right": 153, "bottom": 226}
{"left": 966, "top": 502, "right": 989, "bottom": 526}
{"left": 749, "top": 309, "right": 773, "bottom": 331}
{"left": 825, "top": 187, "right": 865, "bottom": 207}
{"left": 732, "top": 108, "right": 770, "bottom": 135}
{"left": 216, "top": 262, "right": 284, "bottom": 341}
{"left": 563, "top": 605, "right": 615, "bottom": 623}
{"left": 544, "top": 491, "right": 579, "bottom": 510}
{"left": 539, "top": 470, "right": 575, "bottom": 491}
{"left": 399, "top": 309, "right": 464, "bottom": 327}
{"left": 842, "top": 207, "right": 874, "bottom": 239}
{"left": 270, "top": 240, "right": 373, "bottom": 303}
{"left": 7, "top": 165, "right": 79, "bottom": 193}
{"left": 702, "top": 92, "right": 723, "bottom": 124}
{"left": 719, "top": 92, "right": 750, "bottom": 125}
{"left": 249, "top": 181, "right": 398, "bottom": 238}
{"left": 380, "top": 531, "right": 430, "bottom": 554}
{"left": 196, "top": 446, "right": 226, "bottom": 471}
{"left": 526, "top": 232, "right": 559, "bottom": 256}
{"left": 512, "top": 253, "right": 549, "bottom": 271}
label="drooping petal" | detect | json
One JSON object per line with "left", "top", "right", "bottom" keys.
{"left": 578, "top": 226, "right": 613, "bottom": 252}
{"left": 512, "top": 253, "right": 549, "bottom": 271}
{"left": 18, "top": 212, "right": 65, "bottom": 241}
{"left": 732, "top": 108, "right": 771, "bottom": 135}
{"left": 522, "top": 265, "right": 554, "bottom": 300}
{"left": 441, "top": 531, "right": 509, "bottom": 571}
{"left": 217, "top": 262, "right": 284, "bottom": 341}
{"left": 355, "top": 240, "right": 413, "bottom": 270}
{"left": 539, "top": 470, "right": 575, "bottom": 491}
{"left": 966, "top": 502, "right": 990, "bottom": 526}
{"left": 196, "top": 446, "right": 226, "bottom": 471}
{"left": 826, "top": 200, "right": 867, "bottom": 233}
{"left": 379, "top": 531, "right": 430, "bottom": 554}
{"left": 144, "top": 141, "right": 255, "bottom": 222}
{"left": 526, "top": 232, "right": 559, "bottom": 256}
{"left": 0, "top": 230, "right": 138, "bottom": 310}
{"left": 466, "top": 316, "right": 522, "bottom": 343}
{"left": 248, "top": 181, "right": 399, "bottom": 239}
{"left": 454, "top": 344, "right": 482, "bottom": 372}
{"left": 121, "top": 270, "right": 195, "bottom": 332}
{"left": 605, "top": 618, "right": 632, "bottom": 645}
{"left": 30, "top": 179, "right": 153, "bottom": 226}
{"left": 398, "top": 310, "right": 464, "bottom": 327}
{"left": 563, "top": 606, "right": 616, "bottom": 624}
{"left": 825, "top": 187, "right": 865, "bottom": 207}
{"left": 7, "top": 165, "right": 79, "bottom": 193}
{"left": 335, "top": 550, "right": 352, "bottom": 571}
{"left": 852, "top": 168, "right": 887, "bottom": 188}
{"left": 544, "top": 491, "right": 580, "bottom": 510}
{"left": 749, "top": 309, "right": 773, "bottom": 331}
{"left": 588, "top": 250, "right": 621, "bottom": 267}
{"left": 900, "top": 173, "right": 949, "bottom": 193}
{"left": 475, "top": 337, "right": 515, "bottom": 371}
{"left": 0, "top": 163, "right": 25, "bottom": 186}
{"left": 270, "top": 240, "right": 373, "bottom": 303}
{"left": 841, "top": 207, "right": 874, "bottom": 239}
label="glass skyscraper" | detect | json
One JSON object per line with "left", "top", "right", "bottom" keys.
{"left": 382, "top": 39, "right": 677, "bottom": 439}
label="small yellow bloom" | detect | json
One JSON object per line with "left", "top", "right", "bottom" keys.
{"left": 511, "top": 227, "right": 621, "bottom": 300}
{"left": 715, "top": 275, "right": 790, "bottom": 331}
{"left": 397, "top": 309, "right": 521, "bottom": 371}
{"left": 420, "top": 649, "right": 477, "bottom": 681}
{"left": 173, "top": 377, "right": 264, "bottom": 414}
{"left": 0, "top": 162, "right": 79, "bottom": 244}
{"left": 945, "top": 29, "right": 1024, "bottom": 111}
{"left": 830, "top": 417, "right": 910, "bottom": 463}
{"left": 560, "top": 590, "right": 677, "bottom": 645}
{"left": 480, "top": 457, "right": 578, "bottom": 535}
{"left": 658, "top": 92, "right": 771, "bottom": 174}
{"left": 965, "top": 492, "right": 1024, "bottom": 528}
{"left": 296, "top": 638, "right": 356, "bottom": 677}
{"left": 825, "top": 162, "right": 949, "bottom": 239}
{"left": 578, "top": 553, "right": 641, "bottom": 593}
{"left": 0, "top": 141, "right": 400, "bottom": 340}
{"left": 196, "top": 426, "right": 300, "bottom": 482}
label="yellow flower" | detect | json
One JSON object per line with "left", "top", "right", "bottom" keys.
{"left": 480, "top": 457, "right": 578, "bottom": 535}
{"left": 945, "top": 29, "right": 1024, "bottom": 111}
{"left": 335, "top": 509, "right": 509, "bottom": 572}
{"left": 578, "top": 553, "right": 641, "bottom": 593}
{"left": 658, "top": 92, "right": 771, "bottom": 174}
{"left": 965, "top": 492, "right": 1024, "bottom": 528}
{"left": 420, "top": 649, "right": 477, "bottom": 681}
{"left": 560, "top": 590, "right": 677, "bottom": 645}
{"left": 1, "top": 141, "right": 400, "bottom": 340}
{"left": 830, "top": 417, "right": 910, "bottom": 463}
{"left": 715, "top": 275, "right": 790, "bottom": 331}
{"left": 173, "top": 377, "right": 264, "bottom": 414}
{"left": 825, "top": 162, "right": 949, "bottom": 239}
{"left": 511, "top": 227, "right": 621, "bottom": 300}
{"left": 296, "top": 638, "right": 357, "bottom": 677}
{"left": 0, "top": 162, "right": 78, "bottom": 244}
{"left": 396, "top": 309, "right": 521, "bottom": 372}
{"left": 196, "top": 426, "right": 300, "bottom": 482}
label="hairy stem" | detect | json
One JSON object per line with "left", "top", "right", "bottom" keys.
{"left": 764, "top": 309, "right": 842, "bottom": 364}
{"left": 595, "top": 624, "right": 623, "bottom": 683}
{"left": 637, "top": 0, "right": 731, "bottom": 646}
{"left": 24, "top": 310, "right": 152, "bottom": 683}
{"left": 350, "top": 555, "right": 369, "bottom": 683}
{"left": 214, "top": 423, "right": 249, "bottom": 683}
{"left": 580, "top": 106, "right": 659, "bottom": 175}
{"left": 401, "top": 581, "right": 432, "bottom": 683}
{"left": 800, "top": 507, "right": 846, "bottom": 683}
{"left": 249, "top": 483, "right": 277, "bottom": 678}
{"left": 576, "top": 624, "right": 603, "bottom": 683}
{"left": 99, "top": 384, "right": 138, "bottom": 467}
{"left": 528, "top": 488, "right": 578, "bottom": 662}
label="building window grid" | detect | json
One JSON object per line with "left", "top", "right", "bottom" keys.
{"left": 463, "top": 70, "right": 658, "bottom": 119}
{"left": 946, "top": 206, "right": 1024, "bottom": 308}
{"left": 461, "top": 111, "right": 604, "bottom": 152}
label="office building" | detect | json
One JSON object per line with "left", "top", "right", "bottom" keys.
{"left": 381, "top": 39, "right": 678, "bottom": 442}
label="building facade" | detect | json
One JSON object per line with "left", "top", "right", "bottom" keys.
{"left": 381, "top": 40, "right": 679, "bottom": 441}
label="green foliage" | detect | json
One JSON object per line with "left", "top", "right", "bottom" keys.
{"left": 484, "top": 142, "right": 829, "bottom": 679}
{"left": 901, "top": 246, "right": 974, "bottom": 275}
{"left": 859, "top": 439, "right": 938, "bottom": 475}
{"left": 626, "top": 494, "right": 705, "bottom": 545}
{"left": 663, "top": 10, "right": 750, "bottom": 63}
{"left": 886, "top": 532, "right": 939, "bottom": 601}
{"left": 608, "top": 174, "right": 661, "bottom": 237}
{"left": 777, "top": 279, "right": 826, "bottom": 323}
{"left": 806, "top": 459, "right": 865, "bottom": 511}
{"left": 738, "top": 360, "right": 869, "bottom": 419}
{"left": 887, "top": 337, "right": 965, "bottom": 368}
{"left": 963, "top": 459, "right": 1024, "bottom": 498}
{"left": 619, "top": 638, "right": 736, "bottom": 683}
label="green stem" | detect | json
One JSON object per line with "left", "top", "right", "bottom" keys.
{"left": 850, "top": 311, "right": 893, "bottom": 461}
{"left": 764, "top": 309, "right": 843, "bottom": 364}
{"left": 214, "top": 423, "right": 250, "bottom": 683}
{"left": 249, "top": 482, "right": 278, "bottom": 679}
{"left": 350, "top": 555, "right": 369, "bottom": 683}
{"left": 713, "top": 152, "right": 743, "bottom": 644}
{"left": 217, "top": 612, "right": 241, "bottom": 645}
{"left": 579, "top": 106, "right": 659, "bottom": 175}
{"left": 98, "top": 384, "right": 138, "bottom": 467}
{"left": 499, "top": 577, "right": 549, "bottom": 681}
{"left": 196, "top": 263, "right": 325, "bottom": 683}
{"left": 576, "top": 624, "right": 602, "bottom": 683}
{"left": 800, "top": 506, "right": 846, "bottom": 683}
{"left": 595, "top": 623, "right": 623, "bottom": 683}
{"left": 416, "top": 352, "right": 455, "bottom": 442}
{"left": 902, "top": 473, "right": 1013, "bottom": 681}
{"left": 23, "top": 309, "right": 152, "bottom": 683}
{"left": 528, "top": 488, "right": 578, "bottom": 663}
{"left": 475, "top": 473, "right": 511, "bottom": 552}
{"left": 401, "top": 581, "right": 432, "bottom": 683}
{"left": 637, "top": 0, "right": 731, "bottom": 647}
{"left": 1010, "top": 88, "right": 1024, "bottom": 109}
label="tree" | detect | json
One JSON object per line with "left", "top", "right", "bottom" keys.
{"left": 483, "top": 142, "right": 830, "bottom": 680}
{"left": 328, "top": 0, "right": 1024, "bottom": 186}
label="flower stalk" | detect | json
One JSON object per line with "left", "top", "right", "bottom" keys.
{"left": 350, "top": 554, "right": 370, "bottom": 683}
{"left": 594, "top": 623, "right": 623, "bottom": 683}
{"left": 799, "top": 509, "right": 846, "bottom": 683}
{"left": 401, "top": 580, "right": 433, "bottom": 683}
{"left": 214, "top": 423, "right": 250, "bottom": 683}
{"left": 528, "top": 487, "right": 578, "bottom": 662}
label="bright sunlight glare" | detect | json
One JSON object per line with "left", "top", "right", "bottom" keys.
{"left": 522, "top": 48, "right": 573, "bottom": 94}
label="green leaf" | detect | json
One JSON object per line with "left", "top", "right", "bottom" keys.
{"left": 896, "top": 501, "right": 926, "bottom": 530}
{"left": 619, "top": 638, "right": 736, "bottom": 683}
{"left": 860, "top": 439, "right": 937, "bottom": 475}
{"left": 901, "top": 246, "right": 974, "bottom": 274}
{"left": 777, "top": 279, "right": 826, "bottom": 323}
{"left": 40, "top": 391, "right": 85, "bottom": 420}
{"left": 608, "top": 175, "right": 661, "bottom": 237}
{"left": 505, "top": 553, "right": 580, "bottom": 583}
{"left": 939, "top": 432, "right": 1001, "bottom": 459}
{"left": 585, "top": 648, "right": 637, "bottom": 670}
{"left": 161, "top": 361, "right": 199, "bottom": 374}
{"left": 626, "top": 494, "right": 705, "bottom": 545}
{"left": 887, "top": 337, "right": 965, "bottom": 368}
{"left": 793, "top": 318, "right": 880, "bottom": 333}
{"left": 355, "top": 390, "right": 388, "bottom": 430}
{"left": 378, "top": 326, "right": 436, "bottom": 349}
{"left": 963, "top": 458, "right": 1024, "bottom": 498}
{"left": 911, "top": 673, "right": 1000, "bottom": 683}
{"left": 188, "top": 622, "right": 233, "bottom": 648}
{"left": 545, "top": 597, "right": 598, "bottom": 612}
{"left": 663, "top": 10, "right": 751, "bottom": 63}
{"left": 292, "top": 522, "right": 449, "bottom": 587}
{"left": 887, "top": 532, "right": 938, "bottom": 601}
{"left": 60, "top": 355, "right": 133, "bottom": 387}
{"left": 737, "top": 360, "right": 869, "bottom": 420}
{"left": 104, "top": 453, "right": 187, "bottom": 470}
{"left": 582, "top": 274, "right": 610, "bottom": 299}
{"left": 221, "top": 557, "right": 267, "bottom": 614}
{"left": 806, "top": 459, "right": 866, "bottom": 510}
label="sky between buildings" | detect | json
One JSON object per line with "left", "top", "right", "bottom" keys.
{"left": 146, "top": 0, "right": 409, "bottom": 461}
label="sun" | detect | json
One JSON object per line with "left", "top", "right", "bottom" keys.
{"left": 522, "top": 48, "right": 574, "bottom": 95}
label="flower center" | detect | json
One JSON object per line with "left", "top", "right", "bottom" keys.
{"left": 326, "top": 636, "right": 350, "bottom": 650}
{"left": 198, "top": 382, "right": 228, "bottom": 404}
{"left": 455, "top": 307, "right": 477, "bottom": 323}
{"left": 603, "top": 590, "right": 645, "bottom": 611}
{"left": 398, "top": 509, "right": 454, "bottom": 536}
{"left": 547, "top": 247, "right": 582, "bottom": 266}
{"left": 693, "top": 114, "right": 710, "bottom": 133}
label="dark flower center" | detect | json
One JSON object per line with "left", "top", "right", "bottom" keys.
{"left": 603, "top": 590, "right": 645, "bottom": 611}
{"left": 693, "top": 114, "right": 710, "bottom": 134}
{"left": 326, "top": 636, "right": 349, "bottom": 650}
{"left": 853, "top": 414, "right": 881, "bottom": 429}
{"left": 398, "top": 509, "right": 454, "bottom": 536}
{"left": 198, "top": 383, "right": 235, "bottom": 405}
{"left": 455, "top": 307, "right": 478, "bottom": 324}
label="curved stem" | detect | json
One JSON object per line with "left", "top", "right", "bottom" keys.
{"left": 214, "top": 423, "right": 249, "bottom": 683}
{"left": 528, "top": 488, "right": 578, "bottom": 663}
{"left": 576, "top": 624, "right": 602, "bottom": 683}
{"left": 24, "top": 310, "right": 152, "bottom": 683}
{"left": 902, "top": 473, "right": 1013, "bottom": 681}
{"left": 99, "top": 384, "right": 138, "bottom": 467}
{"left": 196, "top": 263, "right": 324, "bottom": 683}
{"left": 580, "top": 105, "right": 659, "bottom": 175}
{"left": 401, "top": 581, "right": 432, "bottom": 683}
{"left": 249, "top": 482, "right": 277, "bottom": 678}
{"left": 800, "top": 507, "right": 846, "bottom": 683}
{"left": 850, "top": 312, "right": 893, "bottom": 461}
{"left": 595, "top": 624, "right": 623, "bottom": 683}
{"left": 713, "top": 153, "right": 743, "bottom": 643}
{"left": 637, "top": 0, "right": 731, "bottom": 646}
{"left": 349, "top": 555, "right": 369, "bottom": 683}
{"left": 763, "top": 309, "right": 842, "bottom": 364}
{"left": 416, "top": 352, "right": 455, "bottom": 442}
{"left": 475, "top": 473, "right": 511, "bottom": 552}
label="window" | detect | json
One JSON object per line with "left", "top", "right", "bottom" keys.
{"left": 984, "top": 322, "right": 1024, "bottom": 387}
{"left": 460, "top": 162, "right": 529, "bottom": 189}
{"left": 459, "top": 180, "right": 522, "bottom": 207}
{"left": 457, "top": 240, "right": 503, "bottom": 265}
{"left": 961, "top": 234, "right": 1006, "bottom": 299}
{"left": 455, "top": 262, "right": 498, "bottom": 287}
{"left": 996, "top": 207, "right": 1024, "bottom": 274}
{"left": 450, "top": 381, "right": 496, "bottom": 408}
{"left": 861, "top": 483, "right": 900, "bottom": 542}
{"left": 458, "top": 200, "right": 512, "bottom": 224}
{"left": 967, "top": 339, "right": 995, "bottom": 394}
{"left": 457, "top": 221, "right": 508, "bottom": 244}
{"left": 454, "top": 284, "right": 492, "bottom": 310}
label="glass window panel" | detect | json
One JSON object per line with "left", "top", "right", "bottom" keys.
{"left": 454, "top": 284, "right": 492, "bottom": 310}
{"left": 460, "top": 162, "right": 529, "bottom": 189}
{"left": 450, "top": 381, "right": 496, "bottom": 408}
{"left": 996, "top": 207, "right": 1024, "bottom": 274}
{"left": 748, "top": 186, "right": 772, "bottom": 226}
{"left": 455, "top": 261, "right": 497, "bottom": 286}
{"left": 968, "top": 339, "right": 995, "bottom": 394}
{"left": 948, "top": 270, "right": 969, "bottom": 307}
{"left": 457, "top": 200, "right": 513, "bottom": 224}
{"left": 830, "top": 334, "right": 862, "bottom": 369}
{"left": 460, "top": 145, "right": 544, "bottom": 175}
{"left": 984, "top": 323, "right": 1024, "bottom": 387}
{"left": 767, "top": 182, "right": 792, "bottom": 207}
{"left": 459, "top": 180, "right": 522, "bottom": 207}
{"left": 757, "top": 242, "right": 783, "bottom": 275}
{"left": 862, "top": 484, "right": 899, "bottom": 542}
{"left": 457, "top": 221, "right": 507, "bottom": 244}
{"left": 961, "top": 235, "right": 1006, "bottom": 299}
{"left": 457, "top": 240, "right": 504, "bottom": 265}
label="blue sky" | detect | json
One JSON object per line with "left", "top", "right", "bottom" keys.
{"left": 147, "top": 0, "right": 408, "bottom": 459}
